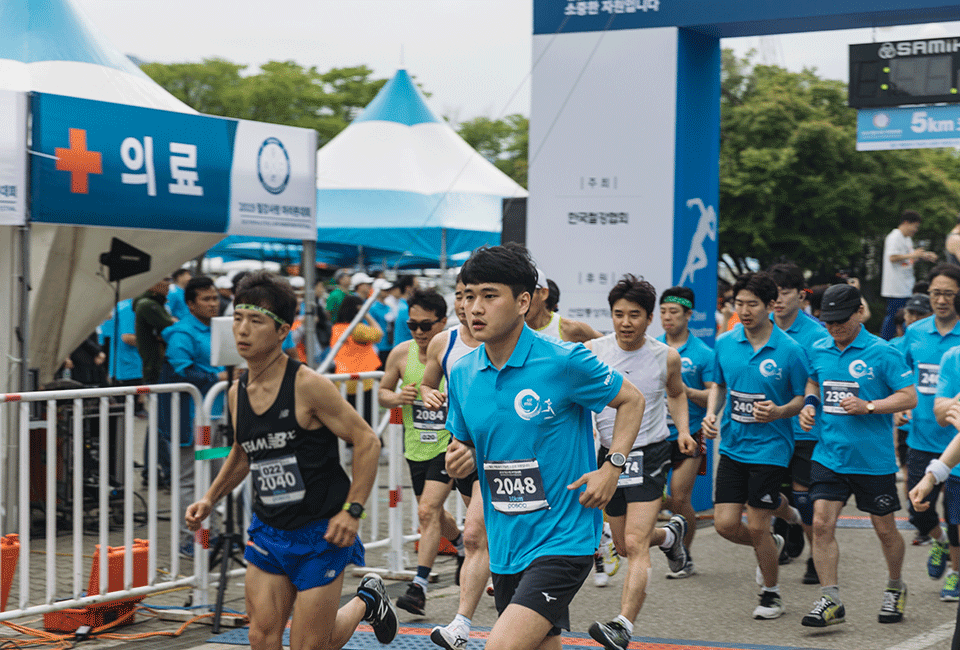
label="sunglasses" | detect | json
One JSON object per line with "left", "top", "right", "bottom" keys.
{"left": 823, "top": 314, "right": 852, "bottom": 325}
{"left": 407, "top": 319, "right": 440, "bottom": 332}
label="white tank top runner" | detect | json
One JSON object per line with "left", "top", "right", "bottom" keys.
{"left": 591, "top": 333, "right": 670, "bottom": 449}
{"left": 535, "top": 311, "right": 563, "bottom": 340}
{"left": 442, "top": 325, "right": 478, "bottom": 383}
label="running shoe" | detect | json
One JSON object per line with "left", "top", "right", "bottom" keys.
{"left": 396, "top": 582, "right": 426, "bottom": 616}
{"left": 601, "top": 523, "right": 620, "bottom": 576}
{"left": 801, "top": 595, "right": 845, "bottom": 627}
{"left": 878, "top": 584, "right": 907, "bottom": 623}
{"left": 485, "top": 579, "right": 494, "bottom": 596}
{"left": 912, "top": 533, "right": 933, "bottom": 546}
{"left": 358, "top": 573, "right": 399, "bottom": 644}
{"left": 802, "top": 557, "right": 819, "bottom": 585}
{"left": 660, "top": 514, "right": 688, "bottom": 574}
{"left": 430, "top": 622, "right": 469, "bottom": 650}
{"left": 753, "top": 590, "right": 784, "bottom": 620}
{"left": 594, "top": 554, "right": 609, "bottom": 587}
{"left": 942, "top": 572, "right": 960, "bottom": 602}
{"left": 666, "top": 558, "right": 696, "bottom": 579}
{"left": 756, "top": 534, "right": 785, "bottom": 586}
{"left": 588, "top": 620, "right": 631, "bottom": 650}
{"left": 928, "top": 540, "right": 949, "bottom": 579}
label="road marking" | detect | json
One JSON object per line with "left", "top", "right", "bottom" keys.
{"left": 885, "top": 621, "right": 954, "bottom": 650}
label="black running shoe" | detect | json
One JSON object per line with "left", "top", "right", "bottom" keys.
{"left": 661, "top": 514, "right": 689, "bottom": 574}
{"left": 878, "top": 585, "right": 907, "bottom": 623}
{"left": 801, "top": 595, "right": 845, "bottom": 627}
{"left": 357, "top": 573, "right": 398, "bottom": 643}
{"left": 802, "top": 557, "right": 819, "bottom": 585}
{"left": 588, "top": 620, "right": 630, "bottom": 650}
{"left": 396, "top": 582, "right": 426, "bottom": 616}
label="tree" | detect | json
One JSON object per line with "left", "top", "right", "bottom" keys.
{"left": 719, "top": 50, "right": 960, "bottom": 289}
{"left": 456, "top": 114, "right": 528, "bottom": 188}
{"left": 141, "top": 59, "right": 387, "bottom": 147}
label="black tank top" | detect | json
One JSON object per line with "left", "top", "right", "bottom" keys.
{"left": 236, "top": 359, "right": 349, "bottom": 529}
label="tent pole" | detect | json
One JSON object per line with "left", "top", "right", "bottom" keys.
{"left": 302, "top": 240, "right": 316, "bottom": 367}
{"left": 440, "top": 228, "right": 447, "bottom": 273}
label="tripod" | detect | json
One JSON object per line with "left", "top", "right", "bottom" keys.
{"left": 209, "top": 370, "right": 246, "bottom": 634}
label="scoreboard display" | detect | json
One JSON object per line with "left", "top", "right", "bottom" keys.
{"left": 849, "top": 38, "right": 960, "bottom": 108}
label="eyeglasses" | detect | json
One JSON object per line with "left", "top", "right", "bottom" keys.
{"left": 930, "top": 290, "right": 958, "bottom": 300}
{"left": 407, "top": 319, "right": 440, "bottom": 332}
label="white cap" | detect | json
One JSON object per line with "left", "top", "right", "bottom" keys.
{"left": 289, "top": 276, "right": 306, "bottom": 291}
{"left": 373, "top": 278, "right": 392, "bottom": 292}
{"left": 214, "top": 275, "right": 232, "bottom": 290}
{"left": 351, "top": 272, "right": 375, "bottom": 289}
{"left": 536, "top": 268, "right": 548, "bottom": 290}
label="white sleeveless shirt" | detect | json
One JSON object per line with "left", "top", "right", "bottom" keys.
{"left": 442, "top": 325, "right": 478, "bottom": 383}
{"left": 535, "top": 311, "right": 563, "bottom": 341}
{"left": 591, "top": 333, "right": 670, "bottom": 448}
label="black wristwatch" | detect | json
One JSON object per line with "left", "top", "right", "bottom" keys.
{"left": 344, "top": 502, "right": 365, "bottom": 519}
{"left": 603, "top": 452, "right": 627, "bottom": 471}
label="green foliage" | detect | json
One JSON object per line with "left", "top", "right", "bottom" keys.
{"left": 720, "top": 49, "right": 960, "bottom": 293}
{"left": 456, "top": 114, "right": 528, "bottom": 188}
{"left": 140, "top": 59, "right": 387, "bottom": 147}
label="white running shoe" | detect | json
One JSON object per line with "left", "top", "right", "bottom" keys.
{"left": 430, "top": 623, "right": 469, "bottom": 650}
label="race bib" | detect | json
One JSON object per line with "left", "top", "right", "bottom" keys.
{"left": 730, "top": 390, "right": 765, "bottom": 423}
{"left": 618, "top": 449, "right": 644, "bottom": 487}
{"left": 412, "top": 400, "right": 447, "bottom": 442}
{"left": 250, "top": 454, "right": 305, "bottom": 506}
{"left": 822, "top": 380, "right": 859, "bottom": 415}
{"left": 483, "top": 459, "right": 549, "bottom": 514}
{"left": 918, "top": 363, "right": 939, "bottom": 395}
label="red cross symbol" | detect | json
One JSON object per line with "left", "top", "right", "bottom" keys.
{"left": 55, "top": 128, "right": 102, "bottom": 194}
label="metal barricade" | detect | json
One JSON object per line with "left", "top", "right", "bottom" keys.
{"left": 0, "top": 383, "right": 205, "bottom": 622}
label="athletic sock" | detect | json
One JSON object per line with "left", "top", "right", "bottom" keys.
{"left": 822, "top": 585, "right": 840, "bottom": 602}
{"left": 452, "top": 614, "right": 471, "bottom": 629}
{"left": 414, "top": 565, "right": 430, "bottom": 591}
{"left": 450, "top": 533, "right": 465, "bottom": 556}
{"left": 887, "top": 577, "right": 905, "bottom": 591}
{"left": 357, "top": 590, "right": 376, "bottom": 619}
{"left": 614, "top": 615, "right": 633, "bottom": 635}
{"left": 762, "top": 585, "right": 780, "bottom": 594}
{"left": 659, "top": 527, "right": 676, "bottom": 550}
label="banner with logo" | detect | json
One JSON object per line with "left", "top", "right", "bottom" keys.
{"left": 0, "top": 91, "right": 27, "bottom": 226}
{"left": 857, "top": 105, "right": 960, "bottom": 150}
{"left": 29, "top": 92, "right": 316, "bottom": 238}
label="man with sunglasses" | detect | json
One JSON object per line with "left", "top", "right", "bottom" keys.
{"left": 901, "top": 264, "right": 960, "bottom": 596}
{"left": 379, "top": 288, "right": 465, "bottom": 616}
{"left": 799, "top": 283, "right": 916, "bottom": 627}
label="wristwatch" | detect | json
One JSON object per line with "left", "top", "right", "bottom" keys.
{"left": 603, "top": 452, "right": 627, "bottom": 471}
{"left": 866, "top": 401, "right": 875, "bottom": 413}
{"left": 343, "top": 502, "right": 366, "bottom": 519}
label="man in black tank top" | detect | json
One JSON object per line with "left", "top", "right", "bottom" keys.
{"left": 185, "top": 272, "right": 398, "bottom": 650}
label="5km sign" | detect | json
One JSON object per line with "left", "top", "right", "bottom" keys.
{"left": 856, "top": 104, "right": 960, "bottom": 150}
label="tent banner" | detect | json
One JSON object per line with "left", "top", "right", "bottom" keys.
{"left": 30, "top": 92, "right": 316, "bottom": 238}
{"left": 0, "top": 90, "right": 27, "bottom": 226}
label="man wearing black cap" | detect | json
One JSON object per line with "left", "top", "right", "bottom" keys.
{"left": 799, "top": 283, "right": 917, "bottom": 627}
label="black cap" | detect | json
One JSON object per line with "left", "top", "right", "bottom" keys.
{"left": 820, "top": 284, "right": 862, "bottom": 323}
{"left": 905, "top": 293, "right": 932, "bottom": 315}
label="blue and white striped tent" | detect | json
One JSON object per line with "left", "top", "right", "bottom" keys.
{"left": 314, "top": 69, "right": 527, "bottom": 265}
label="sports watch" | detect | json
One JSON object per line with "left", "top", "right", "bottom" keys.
{"left": 866, "top": 401, "right": 875, "bottom": 413}
{"left": 603, "top": 452, "right": 627, "bottom": 471}
{"left": 344, "top": 502, "right": 366, "bottom": 519}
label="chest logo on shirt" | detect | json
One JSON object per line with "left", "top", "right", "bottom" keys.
{"left": 514, "top": 389, "right": 556, "bottom": 421}
{"left": 849, "top": 359, "right": 875, "bottom": 380}
{"left": 240, "top": 429, "right": 296, "bottom": 453}
{"left": 759, "top": 359, "right": 782, "bottom": 380}
{"left": 681, "top": 357, "right": 694, "bottom": 372}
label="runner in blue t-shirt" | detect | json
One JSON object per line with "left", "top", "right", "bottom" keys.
{"left": 902, "top": 264, "right": 960, "bottom": 587}
{"left": 768, "top": 262, "right": 829, "bottom": 584}
{"left": 798, "top": 283, "right": 916, "bottom": 628}
{"left": 657, "top": 285, "right": 715, "bottom": 577}
{"left": 702, "top": 272, "right": 807, "bottom": 621}
{"left": 444, "top": 244, "right": 644, "bottom": 650}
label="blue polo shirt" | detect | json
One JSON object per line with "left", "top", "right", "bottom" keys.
{"left": 166, "top": 284, "right": 190, "bottom": 321}
{"left": 713, "top": 324, "right": 809, "bottom": 467}
{"left": 163, "top": 312, "right": 225, "bottom": 424}
{"left": 656, "top": 332, "right": 715, "bottom": 439}
{"left": 100, "top": 299, "right": 143, "bottom": 382}
{"left": 446, "top": 325, "right": 623, "bottom": 574}
{"left": 902, "top": 318, "right": 960, "bottom": 454}
{"left": 808, "top": 326, "right": 914, "bottom": 476}
{"left": 936, "top": 346, "right": 960, "bottom": 478}
{"left": 772, "top": 311, "right": 829, "bottom": 443}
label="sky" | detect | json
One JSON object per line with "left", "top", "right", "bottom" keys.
{"left": 74, "top": 0, "right": 960, "bottom": 123}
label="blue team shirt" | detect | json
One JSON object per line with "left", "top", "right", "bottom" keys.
{"left": 903, "top": 318, "right": 960, "bottom": 453}
{"left": 656, "top": 333, "right": 715, "bottom": 440}
{"left": 100, "top": 299, "right": 143, "bottom": 382}
{"left": 446, "top": 325, "right": 623, "bottom": 574}
{"left": 935, "top": 346, "right": 960, "bottom": 478}
{"left": 166, "top": 285, "right": 190, "bottom": 322}
{"left": 163, "top": 312, "right": 226, "bottom": 428}
{"left": 393, "top": 299, "right": 412, "bottom": 347}
{"left": 369, "top": 301, "right": 392, "bottom": 351}
{"left": 713, "top": 324, "right": 809, "bottom": 467}
{"left": 808, "top": 326, "right": 914, "bottom": 475}
{"left": 772, "top": 312, "right": 829, "bottom": 442}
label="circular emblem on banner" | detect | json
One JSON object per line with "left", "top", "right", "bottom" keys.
{"left": 257, "top": 137, "right": 291, "bottom": 195}
{"left": 873, "top": 113, "right": 890, "bottom": 129}
{"left": 878, "top": 42, "right": 896, "bottom": 59}
{"left": 514, "top": 389, "right": 542, "bottom": 421}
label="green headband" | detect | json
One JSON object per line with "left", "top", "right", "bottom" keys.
{"left": 663, "top": 295, "right": 693, "bottom": 310}
{"left": 236, "top": 304, "right": 288, "bottom": 326}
